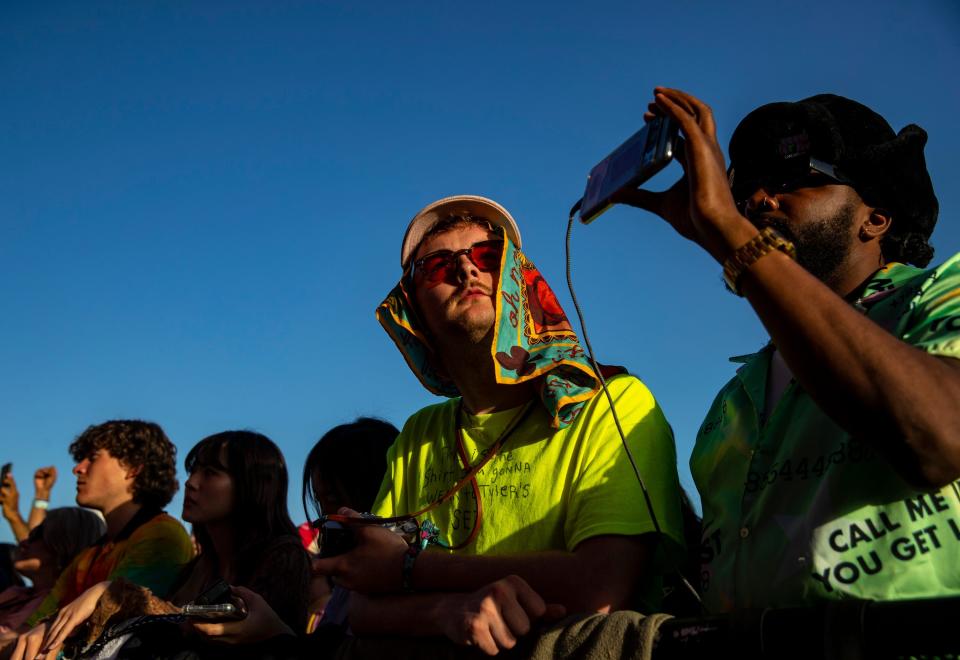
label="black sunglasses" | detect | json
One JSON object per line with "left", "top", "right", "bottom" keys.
{"left": 729, "top": 156, "right": 854, "bottom": 210}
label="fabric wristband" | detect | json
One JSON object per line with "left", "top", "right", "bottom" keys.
{"left": 401, "top": 544, "right": 422, "bottom": 593}
{"left": 32, "top": 499, "right": 49, "bottom": 510}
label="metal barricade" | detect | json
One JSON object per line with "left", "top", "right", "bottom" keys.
{"left": 654, "top": 597, "right": 960, "bottom": 659}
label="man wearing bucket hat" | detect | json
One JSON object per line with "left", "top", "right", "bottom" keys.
{"left": 313, "top": 194, "right": 685, "bottom": 653}
{"left": 619, "top": 88, "right": 960, "bottom": 612}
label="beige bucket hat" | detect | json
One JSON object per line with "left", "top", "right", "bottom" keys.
{"left": 400, "top": 195, "right": 522, "bottom": 269}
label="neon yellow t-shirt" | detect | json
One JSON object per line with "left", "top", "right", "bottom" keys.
{"left": 372, "top": 374, "right": 684, "bottom": 569}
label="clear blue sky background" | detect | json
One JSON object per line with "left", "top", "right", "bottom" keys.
{"left": 2, "top": 1, "right": 958, "bottom": 546}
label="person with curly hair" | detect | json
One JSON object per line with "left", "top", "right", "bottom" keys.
{"left": 11, "top": 420, "right": 193, "bottom": 642}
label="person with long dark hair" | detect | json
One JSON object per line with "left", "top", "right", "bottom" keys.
{"left": 170, "top": 430, "right": 309, "bottom": 630}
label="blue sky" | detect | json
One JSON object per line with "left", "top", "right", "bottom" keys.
{"left": 2, "top": 1, "right": 958, "bottom": 545}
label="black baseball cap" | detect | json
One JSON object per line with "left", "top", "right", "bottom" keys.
{"left": 729, "top": 94, "right": 939, "bottom": 265}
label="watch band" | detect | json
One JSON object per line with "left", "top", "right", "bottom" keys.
{"left": 722, "top": 226, "right": 797, "bottom": 296}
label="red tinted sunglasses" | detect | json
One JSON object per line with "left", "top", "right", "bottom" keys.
{"left": 410, "top": 240, "right": 504, "bottom": 285}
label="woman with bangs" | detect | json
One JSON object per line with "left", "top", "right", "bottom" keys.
{"left": 13, "top": 431, "right": 309, "bottom": 660}
{"left": 170, "top": 430, "right": 309, "bottom": 633}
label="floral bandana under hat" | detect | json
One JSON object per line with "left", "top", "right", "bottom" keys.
{"left": 377, "top": 226, "right": 622, "bottom": 429}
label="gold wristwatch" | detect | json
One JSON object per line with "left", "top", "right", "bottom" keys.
{"left": 722, "top": 226, "right": 797, "bottom": 296}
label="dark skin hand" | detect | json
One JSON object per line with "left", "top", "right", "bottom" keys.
{"left": 617, "top": 87, "right": 960, "bottom": 488}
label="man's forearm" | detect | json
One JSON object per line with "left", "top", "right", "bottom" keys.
{"left": 26, "top": 504, "right": 47, "bottom": 532}
{"left": 3, "top": 512, "right": 28, "bottom": 543}
{"left": 412, "top": 548, "right": 572, "bottom": 597}
{"left": 349, "top": 592, "right": 449, "bottom": 637}
{"left": 411, "top": 535, "right": 651, "bottom": 613}
{"left": 740, "top": 252, "right": 960, "bottom": 486}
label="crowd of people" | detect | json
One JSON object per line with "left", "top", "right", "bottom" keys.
{"left": 0, "top": 87, "right": 957, "bottom": 659}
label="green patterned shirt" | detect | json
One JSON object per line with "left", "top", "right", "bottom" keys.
{"left": 692, "top": 254, "right": 960, "bottom": 612}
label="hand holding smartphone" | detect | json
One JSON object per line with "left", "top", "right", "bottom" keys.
{"left": 181, "top": 602, "right": 248, "bottom": 621}
{"left": 580, "top": 116, "right": 680, "bottom": 224}
{"left": 182, "top": 580, "right": 248, "bottom": 621}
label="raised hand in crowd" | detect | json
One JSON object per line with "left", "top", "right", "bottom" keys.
{"left": 0, "top": 474, "right": 27, "bottom": 543}
{"left": 32, "top": 468, "right": 56, "bottom": 502}
{"left": 615, "top": 87, "right": 756, "bottom": 263}
{"left": 26, "top": 467, "right": 56, "bottom": 535}
{"left": 1, "top": 466, "right": 60, "bottom": 544}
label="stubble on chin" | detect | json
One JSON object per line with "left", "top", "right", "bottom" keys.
{"left": 759, "top": 204, "right": 857, "bottom": 289}
{"left": 438, "top": 315, "right": 494, "bottom": 350}
{"left": 437, "top": 289, "right": 493, "bottom": 341}
{"left": 464, "top": 322, "right": 494, "bottom": 349}
{"left": 457, "top": 301, "right": 496, "bottom": 345}
{"left": 432, "top": 304, "right": 495, "bottom": 369}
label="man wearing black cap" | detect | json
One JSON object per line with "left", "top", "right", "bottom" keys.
{"left": 620, "top": 88, "right": 960, "bottom": 611}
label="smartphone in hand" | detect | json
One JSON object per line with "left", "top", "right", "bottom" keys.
{"left": 183, "top": 579, "right": 247, "bottom": 620}
{"left": 181, "top": 602, "right": 247, "bottom": 621}
{"left": 580, "top": 116, "right": 679, "bottom": 224}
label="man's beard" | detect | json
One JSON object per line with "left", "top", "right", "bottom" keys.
{"left": 444, "top": 285, "right": 496, "bottom": 345}
{"left": 449, "top": 309, "right": 495, "bottom": 346}
{"left": 763, "top": 203, "right": 857, "bottom": 288}
{"left": 430, "top": 298, "right": 495, "bottom": 360}
{"left": 433, "top": 315, "right": 495, "bottom": 377}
